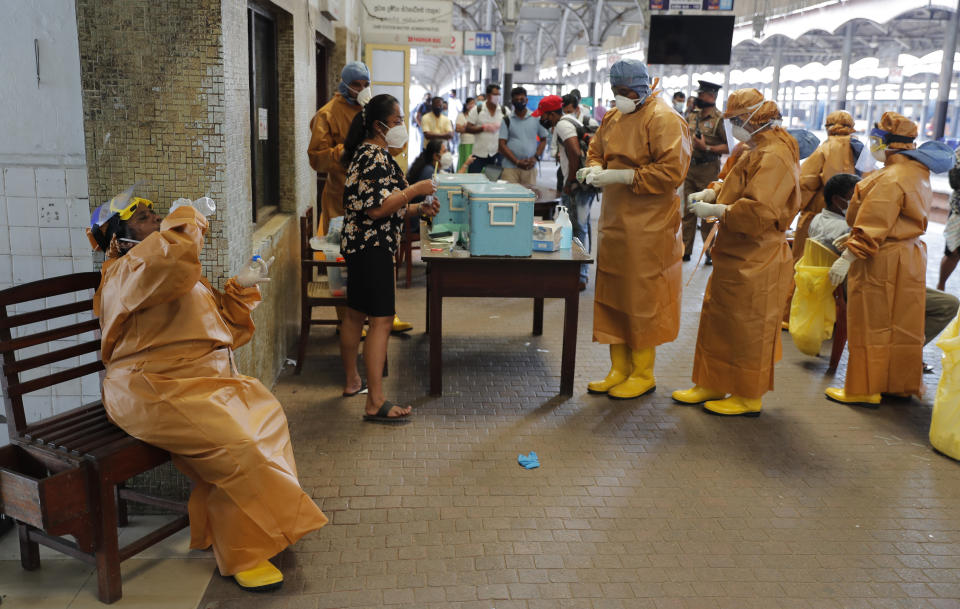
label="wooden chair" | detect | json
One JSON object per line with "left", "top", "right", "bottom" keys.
{"left": 0, "top": 272, "right": 187, "bottom": 604}
{"left": 296, "top": 206, "right": 348, "bottom": 375}
{"left": 395, "top": 216, "right": 421, "bottom": 288}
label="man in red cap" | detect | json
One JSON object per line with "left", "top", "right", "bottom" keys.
{"left": 535, "top": 94, "right": 596, "bottom": 289}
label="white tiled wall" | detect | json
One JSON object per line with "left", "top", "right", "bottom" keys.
{"left": 0, "top": 164, "right": 99, "bottom": 446}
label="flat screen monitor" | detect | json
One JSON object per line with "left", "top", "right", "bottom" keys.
{"left": 646, "top": 15, "right": 735, "bottom": 65}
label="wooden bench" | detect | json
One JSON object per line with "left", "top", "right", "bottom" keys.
{"left": 0, "top": 272, "right": 188, "bottom": 604}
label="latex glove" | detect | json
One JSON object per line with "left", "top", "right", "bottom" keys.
{"left": 691, "top": 201, "right": 727, "bottom": 219}
{"left": 833, "top": 233, "right": 850, "bottom": 251}
{"left": 687, "top": 188, "right": 717, "bottom": 204}
{"left": 586, "top": 169, "right": 634, "bottom": 187}
{"left": 576, "top": 166, "right": 602, "bottom": 183}
{"left": 236, "top": 255, "right": 274, "bottom": 288}
{"left": 829, "top": 249, "right": 855, "bottom": 287}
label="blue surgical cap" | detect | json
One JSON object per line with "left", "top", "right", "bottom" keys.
{"left": 897, "top": 140, "right": 956, "bottom": 174}
{"left": 609, "top": 59, "right": 650, "bottom": 98}
{"left": 786, "top": 128, "right": 821, "bottom": 160}
{"left": 338, "top": 62, "right": 370, "bottom": 102}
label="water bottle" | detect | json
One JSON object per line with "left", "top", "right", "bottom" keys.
{"left": 193, "top": 196, "right": 216, "bottom": 217}
{"left": 556, "top": 205, "right": 573, "bottom": 249}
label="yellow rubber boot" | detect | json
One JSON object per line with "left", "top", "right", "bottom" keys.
{"left": 587, "top": 344, "right": 631, "bottom": 394}
{"left": 608, "top": 347, "right": 657, "bottom": 399}
{"left": 672, "top": 385, "right": 726, "bottom": 405}
{"left": 234, "top": 560, "right": 283, "bottom": 591}
{"left": 703, "top": 395, "right": 763, "bottom": 417}
{"left": 392, "top": 315, "right": 413, "bottom": 334}
{"left": 825, "top": 387, "right": 881, "bottom": 408}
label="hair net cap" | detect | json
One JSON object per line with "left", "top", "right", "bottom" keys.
{"left": 877, "top": 111, "right": 917, "bottom": 150}
{"left": 340, "top": 61, "right": 370, "bottom": 85}
{"left": 723, "top": 88, "right": 764, "bottom": 119}
{"left": 609, "top": 59, "right": 650, "bottom": 97}
{"left": 787, "top": 128, "right": 821, "bottom": 160}
{"left": 825, "top": 110, "right": 855, "bottom": 135}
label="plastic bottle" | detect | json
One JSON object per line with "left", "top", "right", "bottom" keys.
{"left": 556, "top": 205, "right": 573, "bottom": 249}
{"left": 193, "top": 196, "right": 217, "bottom": 216}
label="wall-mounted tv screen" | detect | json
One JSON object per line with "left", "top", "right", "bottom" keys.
{"left": 646, "top": 15, "right": 736, "bottom": 65}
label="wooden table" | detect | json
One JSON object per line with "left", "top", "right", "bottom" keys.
{"left": 423, "top": 246, "right": 593, "bottom": 396}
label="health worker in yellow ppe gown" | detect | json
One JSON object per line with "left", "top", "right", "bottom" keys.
{"left": 825, "top": 113, "right": 956, "bottom": 406}
{"left": 794, "top": 110, "right": 860, "bottom": 262}
{"left": 579, "top": 58, "right": 692, "bottom": 400}
{"left": 672, "top": 88, "right": 800, "bottom": 416}
{"left": 90, "top": 195, "right": 327, "bottom": 592}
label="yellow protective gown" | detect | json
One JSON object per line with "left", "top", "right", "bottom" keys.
{"left": 691, "top": 128, "right": 801, "bottom": 398}
{"left": 843, "top": 153, "right": 931, "bottom": 396}
{"left": 795, "top": 135, "right": 857, "bottom": 262}
{"left": 586, "top": 93, "right": 692, "bottom": 349}
{"left": 308, "top": 92, "right": 362, "bottom": 235}
{"left": 95, "top": 207, "right": 328, "bottom": 576}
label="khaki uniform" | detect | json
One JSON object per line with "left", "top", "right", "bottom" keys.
{"left": 681, "top": 106, "right": 727, "bottom": 257}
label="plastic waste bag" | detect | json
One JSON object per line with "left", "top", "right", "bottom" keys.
{"left": 788, "top": 240, "right": 838, "bottom": 356}
{"left": 931, "top": 313, "right": 960, "bottom": 460}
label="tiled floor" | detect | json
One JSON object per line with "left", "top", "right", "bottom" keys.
{"left": 6, "top": 194, "right": 960, "bottom": 609}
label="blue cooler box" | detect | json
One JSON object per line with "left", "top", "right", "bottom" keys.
{"left": 463, "top": 182, "right": 536, "bottom": 257}
{"left": 434, "top": 173, "right": 490, "bottom": 226}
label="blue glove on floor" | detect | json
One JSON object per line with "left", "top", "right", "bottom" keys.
{"left": 517, "top": 451, "right": 540, "bottom": 469}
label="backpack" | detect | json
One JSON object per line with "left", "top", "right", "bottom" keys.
{"left": 558, "top": 116, "right": 600, "bottom": 196}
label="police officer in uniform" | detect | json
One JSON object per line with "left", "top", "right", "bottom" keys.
{"left": 681, "top": 81, "right": 729, "bottom": 262}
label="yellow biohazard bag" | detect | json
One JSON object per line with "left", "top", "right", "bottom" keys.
{"left": 931, "top": 313, "right": 960, "bottom": 460}
{"left": 788, "top": 239, "right": 838, "bottom": 356}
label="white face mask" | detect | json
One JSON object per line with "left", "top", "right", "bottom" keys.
{"left": 440, "top": 151, "right": 454, "bottom": 167}
{"left": 379, "top": 121, "right": 408, "bottom": 148}
{"left": 488, "top": 94, "right": 501, "bottom": 106}
{"left": 355, "top": 86, "right": 372, "bottom": 107}
{"left": 615, "top": 95, "right": 641, "bottom": 115}
{"left": 673, "top": 102, "right": 684, "bottom": 113}
{"left": 729, "top": 103, "right": 764, "bottom": 143}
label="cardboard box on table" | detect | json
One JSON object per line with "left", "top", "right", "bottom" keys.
{"left": 462, "top": 182, "right": 536, "bottom": 257}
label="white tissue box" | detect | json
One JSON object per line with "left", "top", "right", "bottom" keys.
{"left": 532, "top": 221, "right": 562, "bottom": 252}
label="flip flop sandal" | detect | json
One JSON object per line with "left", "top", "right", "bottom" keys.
{"left": 363, "top": 400, "right": 412, "bottom": 423}
{"left": 342, "top": 383, "right": 368, "bottom": 397}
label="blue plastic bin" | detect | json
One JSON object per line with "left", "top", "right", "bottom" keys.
{"left": 463, "top": 182, "right": 536, "bottom": 257}
{"left": 434, "top": 173, "right": 490, "bottom": 227}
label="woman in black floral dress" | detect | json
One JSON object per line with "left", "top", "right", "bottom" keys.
{"left": 339, "top": 94, "right": 438, "bottom": 422}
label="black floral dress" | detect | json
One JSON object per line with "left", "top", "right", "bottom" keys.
{"left": 341, "top": 143, "right": 408, "bottom": 255}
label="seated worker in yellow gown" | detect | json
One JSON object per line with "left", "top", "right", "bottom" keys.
{"left": 825, "top": 113, "right": 956, "bottom": 406}
{"left": 88, "top": 194, "right": 328, "bottom": 591}
{"left": 672, "top": 88, "right": 800, "bottom": 416}
{"left": 578, "top": 58, "right": 692, "bottom": 399}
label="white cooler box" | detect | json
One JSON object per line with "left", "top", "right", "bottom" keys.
{"left": 463, "top": 182, "right": 536, "bottom": 257}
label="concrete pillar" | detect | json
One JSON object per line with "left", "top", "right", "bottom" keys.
{"left": 952, "top": 81, "right": 960, "bottom": 137}
{"left": 934, "top": 0, "right": 960, "bottom": 139}
{"left": 686, "top": 69, "right": 693, "bottom": 99}
{"left": 920, "top": 73, "right": 934, "bottom": 138}
{"left": 587, "top": 45, "right": 601, "bottom": 102}
{"left": 896, "top": 74, "right": 906, "bottom": 115}
{"left": 837, "top": 22, "right": 854, "bottom": 111}
{"left": 771, "top": 40, "right": 783, "bottom": 102}
{"left": 502, "top": 24, "right": 516, "bottom": 94}
{"left": 788, "top": 83, "right": 797, "bottom": 127}
{"left": 556, "top": 56, "right": 566, "bottom": 94}
{"left": 824, "top": 81, "right": 833, "bottom": 122}
{"left": 864, "top": 80, "right": 877, "bottom": 132}
{"left": 722, "top": 64, "right": 731, "bottom": 108}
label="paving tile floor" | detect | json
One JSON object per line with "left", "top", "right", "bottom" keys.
{"left": 193, "top": 200, "right": 960, "bottom": 609}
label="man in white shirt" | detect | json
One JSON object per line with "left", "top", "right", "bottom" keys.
{"left": 464, "top": 83, "right": 504, "bottom": 174}
{"left": 534, "top": 95, "right": 595, "bottom": 290}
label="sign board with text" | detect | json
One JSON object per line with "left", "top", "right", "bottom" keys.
{"left": 423, "top": 31, "right": 463, "bottom": 56}
{"left": 464, "top": 31, "right": 496, "bottom": 56}
{"left": 361, "top": 0, "right": 453, "bottom": 48}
